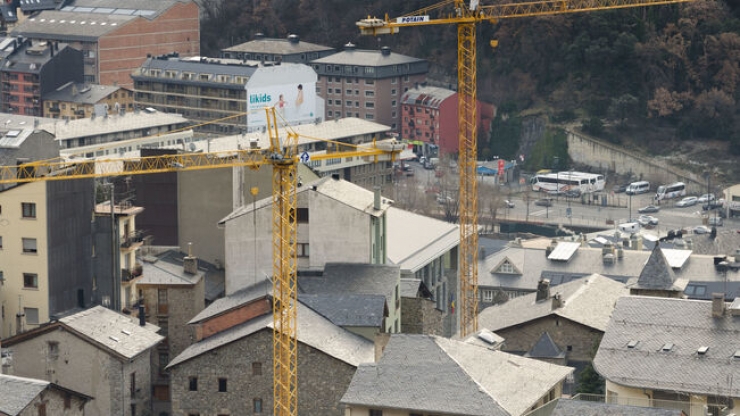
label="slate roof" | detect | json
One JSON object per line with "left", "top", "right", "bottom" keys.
{"left": 144, "top": 249, "right": 224, "bottom": 302}
{"left": 550, "top": 399, "right": 684, "bottom": 415}
{"left": 386, "top": 206, "right": 459, "bottom": 273}
{"left": 12, "top": 11, "right": 137, "bottom": 41}
{"left": 59, "top": 305, "right": 163, "bottom": 359}
{"left": 340, "top": 334, "right": 573, "bottom": 416}
{"left": 38, "top": 109, "right": 188, "bottom": 141}
{"left": 525, "top": 332, "right": 565, "bottom": 359}
{"left": 479, "top": 244, "right": 740, "bottom": 297}
{"left": 311, "top": 47, "right": 425, "bottom": 67}
{"left": 18, "top": 0, "right": 57, "bottom": 13}
{"left": 298, "top": 262, "right": 400, "bottom": 307}
{"left": 401, "top": 86, "right": 455, "bottom": 108}
{"left": 223, "top": 36, "right": 335, "bottom": 55}
{"left": 462, "top": 329, "right": 505, "bottom": 350}
{"left": 477, "top": 274, "right": 629, "bottom": 333}
{"left": 400, "top": 278, "right": 433, "bottom": 299}
{"left": 593, "top": 296, "right": 740, "bottom": 398}
{"left": 138, "top": 256, "right": 203, "bottom": 286}
{"left": 189, "top": 279, "right": 271, "bottom": 324}
{"left": 298, "top": 293, "right": 385, "bottom": 327}
{"left": 633, "top": 242, "right": 687, "bottom": 292}
{"left": 43, "top": 82, "right": 128, "bottom": 104}
{"left": 0, "top": 374, "right": 49, "bottom": 415}
{"left": 169, "top": 301, "right": 374, "bottom": 369}
{"left": 0, "top": 374, "right": 91, "bottom": 416}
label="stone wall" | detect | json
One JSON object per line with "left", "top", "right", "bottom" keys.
{"left": 401, "top": 297, "right": 444, "bottom": 335}
{"left": 566, "top": 129, "right": 706, "bottom": 193}
{"left": 170, "top": 328, "right": 359, "bottom": 416}
{"left": 19, "top": 387, "right": 87, "bottom": 416}
{"left": 495, "top": 315, "right": 602, "bottom": 362}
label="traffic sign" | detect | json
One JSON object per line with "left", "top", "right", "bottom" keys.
{"left": 300, "top": 151, "right": 310, "bottom": 163}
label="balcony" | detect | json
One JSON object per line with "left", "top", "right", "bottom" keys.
{"left": 122, "top": 264, "right": 143, "bottom": 282}
{"left": 121, "top": 230, "right": 145, "bottom": 249}
{"left": 524, "top": 393, "right": 721, "bottom": 416}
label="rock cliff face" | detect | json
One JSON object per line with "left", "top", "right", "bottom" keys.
{"left": 518, "top": 116, "right": 547, "bottom": 162}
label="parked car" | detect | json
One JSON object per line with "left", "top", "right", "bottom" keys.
{"left": 676, "top": 196, "right": 698, "bottom": 208}
{"left": 612, "top": 183, "right": 629, "bottom": 193}
{"left": 534, "top": 198, "right": 554, "bottom": 207}
{"left": 638, "top": 205, "right": 660, "bottom": 214}
{"left": 702, "top": 199, "right": 724, "bottom": 211}
{"left": 698, "top": 193, "right": 716, "bottom": 203}
{"left": 708, "top": 216, "right": 723, "bottom": 226}
{"left": 638, "top": 215, "right": 659, "bottom": 227}
{"left": 693, "top": 225, "right": 711, "bottom": 234}
{"left": 505, "top": 200, "right": 515, "bottom": 208}
{"left": 565, "top": 189, "right": 582, "bottom": 198}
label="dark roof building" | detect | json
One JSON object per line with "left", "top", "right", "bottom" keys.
{"left": 0, "top": 374, "right": 92, "bottom": 416}
{"left": 42, "top": 82, "right": 134, "bottom": 119}
{"left": 221, "top": 33, "right": 336, "bottom": 64}
{"left": 311, "top": 44, "right": 429, "bottom": 131}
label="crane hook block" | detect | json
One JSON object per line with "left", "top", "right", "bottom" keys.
{"left": 490, "top": 40, "right": 499, "bottom": 48}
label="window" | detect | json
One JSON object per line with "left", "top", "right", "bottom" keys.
{"left": 218, "top": 378, "right": 227, "bottom": 392}
{"left": 346, "top": 89, "right": 352, "bottom": 95}
{"left": 365, "top": 102, "right": 375, "bottom": 109}
{"left": 48, "top": 341, "right": 59, "bottom": 359}
{"left": 21, "top": 202, "right": 36, "bottom": 218}
{"left": 298, "top": 243, "right": 309, "bottom": 258}
{"left": 37, "top": 403, "right": 46, "bottom": 416}
{"left": 22, "top": 238, "right": 37, "bottom": 253}
{"left": 252, "top": 362, "right": 262, "bottom": 375}
{"left": 189, "top": 377, "right": 198, "bottom": 391}
{"left": 23, "top": 273, "right": 38, "bottom": 289}
{"left": 24, "top": 307, "right": 39, "bottom": 324}
{"left": 64, "top": 394, "right": 71, "bottom": 409}
{"left": 499, "top": 261, "right": 514, "bottom": 274}
{"left": 0, "top": 236, "right": 3, "bottom": 248}
{"left": 481, "top": 290, "right": 494, "bottom": 302}
{"left": 159, "top": 352, "right": 169, "bottom": 375}
{"left": 369, "top": 410, "right": 382, "bottom": 416}
{"left": 253, "top": 399, "right": 263, "bottom": 413}
{"left": 130, "top": 372, "right": 136, "bottom": 394}
{"left": 297, "top": 208, "right": 309, "bottom": 223}
{"left": 391, "top": 100, "right": 397, "bottom": 107}
{"left": 365, "top": 90, "right": 375, "bottom": 97}
{"left": 158, "top": 289, "right": 168, "bottom": 315}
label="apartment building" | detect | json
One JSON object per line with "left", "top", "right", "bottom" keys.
{"left": 43, "top": 82, "right": 134, "bottom": 120}
{"left": 11, "top": 0, "right": 200, "bottom": 87}
{"left": 221, "top": 33, "right": 336, "bottom": 64}
{"left": 401, "top": 85, "right": 496, "bottom": 155}
{"left": 0, "top": 38, "right": 82, "bottom": 116}
{"left": 311, "top": 44, "right": 429, "bottom": 131}
{"left": 132, "top": 56, "right": 321, "bottom": 135}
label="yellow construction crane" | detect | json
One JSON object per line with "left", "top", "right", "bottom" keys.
{"left": 359, "top": 0, "right": 693, "bottom": 338}
{"left": 0, "top": 107, "right": 403, "bottom": 416}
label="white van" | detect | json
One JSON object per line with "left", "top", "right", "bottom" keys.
{"left": 618, "top": 222, "right": 640, "bottom": 234}
{"left": 626, "top": 181, "right": 650, "bottom": 195}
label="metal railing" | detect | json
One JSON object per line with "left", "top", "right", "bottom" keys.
{"left": 525, "top": 393, "right": 713, "bottom": 416}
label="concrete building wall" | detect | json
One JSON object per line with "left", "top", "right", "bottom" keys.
{"left": 97, "top": 2, "right": 200, "bottom": 88}
{"left": 18, "top": 388, "right": 87, "bottom": 416}
{"left": 495, "top": 315, "right": 602, "bottom": 363}
{"left": 0, "top": 181, "right": 49, "bottom": 338}
{"left": 170, "top": 328, "right": 359, "bottom": 416}
{"left": 4, "top": 326, "right": 153, "bottom": 416}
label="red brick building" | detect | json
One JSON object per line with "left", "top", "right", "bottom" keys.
{"left": 11, "top": 0, "right": 199, "bottom": 88}
{"left": 401, "top": 86, "right": 495, "bottom": 156}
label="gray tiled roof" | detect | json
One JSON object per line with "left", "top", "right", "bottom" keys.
{"left": 38, "top": 109, "right": 189, "bottom": 141}
{"left": 12, "top": 11, "right": 137, "bottom": 41}
{"left": 223, "top": 37, "right": 335, "bottom": 54}
{"left": 0, "top": 374, "right": 48, "bottom": 415}
{"left": 138, "top": 257, "right": 203, "bottom": 286}
{"left": 59, "top": 306, "right": 163, "bottom": 359}
{"left": 387, "top": 207, "right": 459, "bottom": 273}
{"left": 634, "top": 243, "right": 684, "bottom": 291}
{"left": 311, "top": 48, "right": 425, "bottom": 67}
{"left": 340, "top": 334, "right": 573, "bottom": 416}
{"left": 299, "top": 293, "right": 385, "bottom": 327}
{"left": 43, "top": 82, "right": 128, "bottom": 104}
{"left": 169, "top": 302, "right": 374, "bottom": 369}
{"left": 550, "top": 399, "right": 684, "bottom": 415}
{"left": 477, "top": 274, "right": 629, "bottom": 333}
{"left": 593, "top": 296, "right": 740, "bottom": 397}
{"left": 400, "top": 278, "right": 433, "bottom": 299}
{"left": 189, "top": 279, "right": 271, "bottom": 324}
{"left": 525, "top": 332, "right": 565, "bottom": 359}
{"left": 479, "top": 244, "right": 739, "bottom": 297}
{"left": 298, "top": 262, "right": 400, "bottom": 306}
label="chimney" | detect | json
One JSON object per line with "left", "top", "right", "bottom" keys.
{"left": 536, "top": 279, "right": 550, "bottom": 302}
{"left": 331, "top": 173, "right": 340, "bottom": 181}
{"left": 380, "top": 46, "right": 391, "bottom": 56}
{"left": 545, "top": 239, "right": 557, "bottom": 258}
{"left": 138, "top": 304, "right": 146, "bottom": 326}
{"left": 373, "top": 186, "right": 381, "bottom": 210}
{"left": 288, "top": 34, "right": 300, "bottom": 44}
{"left": 712, "top": 293, "right": 725, "bottom": 317}
{"left": 183, "top": 242, "right": 198, "bottom": 275}
{"left": 630, "top": 233, "right": 642, "bottom": 250}
{"left": 551, "top": 293, "right": 562, "bottom": 309}
{"left": 479, "top": 247, "right": 486, "bottom": 259}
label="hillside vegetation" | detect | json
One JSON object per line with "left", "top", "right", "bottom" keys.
{"left": 200, "top": 0, "right": 740, "bottom": 179}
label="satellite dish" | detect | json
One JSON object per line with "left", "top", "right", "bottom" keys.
{"left": 189, "top": 142, "right": 197, "bottom": 151}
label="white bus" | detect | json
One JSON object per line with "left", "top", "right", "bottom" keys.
{"left": 626, "top": 181, "right": 650, "bottom": 195}
{"left": 530, "top": 171, "right": 605, "bottom": 193}
{"left": 655, "top": 182, "right": 686, "bottom": 201}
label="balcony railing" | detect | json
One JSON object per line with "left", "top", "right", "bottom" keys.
{"left": 122, "top": 265, "right": 143, "bottom": 282}
{"left": 524, "top": 393, "right": 717, "bottom": 416}
{"left": 121, "top": 230, "right": 144, "bottom": 248}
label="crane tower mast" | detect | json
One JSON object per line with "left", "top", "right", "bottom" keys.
{"left": 358, "top": 0, "right": 693, "bottom": 337}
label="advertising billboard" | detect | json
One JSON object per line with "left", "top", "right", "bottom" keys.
{"left": 246, "top": 64, "right": 318, "bottom": 130}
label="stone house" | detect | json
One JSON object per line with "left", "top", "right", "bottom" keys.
{"left": 136, "top": 248, "right": 206, "bottom": 415}
{"left": 167, "top": 281, "right": 374, "bottom": 416}
{"left": 1, "top": 306, "right": 164, "bottom": 416}
{"left": 399, "top": 277, "right": 442, "bottom": 335}
{"left": 0, "top": 374, "right": 92, "bottom": 416}
{"left": 340, "top": 333, "right": 573, "bottom": 416}
{"left": 475, "top": 274, "right": 629, "bottom": 386}
{"left": 594, "top": 295, "right": 740, "bottom": 416}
